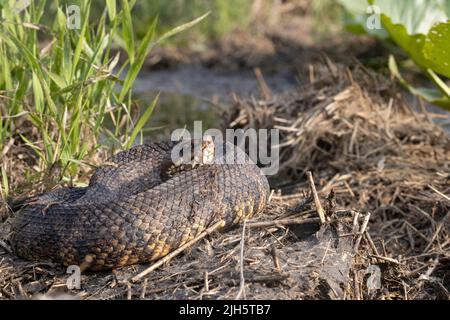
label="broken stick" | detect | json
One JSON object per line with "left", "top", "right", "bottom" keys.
{"left": 130, "top": 220, "right": 226, "bottom": 282}
{"left": 306, "top": 171, "right": 326, "bottom": 224}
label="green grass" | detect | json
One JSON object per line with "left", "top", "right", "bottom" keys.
{"left": 40, "top": 1, "right": 253, "bottom": 46}
{"left": 124, "top": 0, "right": 253, "bottom": 44}
{"left": 0, "top": 0, "right": 206, "bottom": 196}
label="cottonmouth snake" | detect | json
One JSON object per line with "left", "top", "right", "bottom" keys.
{"left": 10, "top": 140, "right": 269, "bottom": 270}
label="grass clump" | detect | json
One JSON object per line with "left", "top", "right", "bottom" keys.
{"left": 128, "top": 0, "right": 252, "bottom": 45}
{"left": 0, "top": 0, "right": 205, "bottom": 199}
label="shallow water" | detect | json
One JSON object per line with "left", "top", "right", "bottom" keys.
{"left": 132, "top": 66, "right": 297, "bottom": 139}
{"left": 121, "top": 66, "right": 449, "bottom": 142}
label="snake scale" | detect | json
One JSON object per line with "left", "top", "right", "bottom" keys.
{"left": 10, "top": 140, "right": 269, "bottom": 270}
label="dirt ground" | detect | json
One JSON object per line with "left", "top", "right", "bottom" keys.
{"left": 0, "top": 3, "right": 449, "bottom": 300}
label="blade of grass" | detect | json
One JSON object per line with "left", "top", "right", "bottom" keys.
{"left": 106, "top": 0, "right": 117, "bottom": 21}
{"left": 126, "top": 93, "right": 159, "bottom": 149}
{"left": 121, "top": 0, "right": 135, "bottom": 64}
{"left": 0, "top": 165, "right": 9, "bottom": 200}
{"left": 157, "top": 11, "right": 210, "bottom": 44}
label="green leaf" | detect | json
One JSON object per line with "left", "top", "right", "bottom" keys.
{"left": 374, "top": 0, "right": 450, "bottom": 76}
{"left": 371, "top": 0, "right": 450, "bottom": 111}
{"left": 46, "top": 70, "right": 67, "bottom": 89}
{"left": 121, "top": 0, "right": 135, "bottom": 64}
{"left": 423, "top": 22, "right": 450, "bottom": 78}
{"left": 0, "top": 165, "right": 9, "bottom": 199}
{"left": 20, "top": 134, "right": 44, "bottom": 160}
{"left": 380, "top": 14, "right": 429, "bottom": 68}
{"left": 32, "top": 72, "right": 44, "bottom": 113}
{"left": 156, "top": 12, "right": 210, "bottom": 44}
{"left": 106, "top": 0, "right": 117, "bottom": 21}
{"left": 126, "top": 94, "right": 159, "bottom": 149}
{"left": 119, "top": 13, "right": 209, "bottom": 102}
{"left": 119, "top": 18, "right": 157, "bottom": 101}
{"left": 389, "top": 55, "right": 450, "bottom": 110}
{"left": 426, "top": 68, "right": 450, "bottom": 101}
{"left": 1, "top": 44, "right": 12, "bottom": 90}
{"left": 373, "top": 0, "right": 448, "bottom": 35}
{"left": 5, "top": 31, "right": 57, "bottom": 114}
{"left": 72, "top": 1, "right": 91, "bottom": 76}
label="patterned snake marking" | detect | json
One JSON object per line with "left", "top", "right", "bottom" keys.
{"left": 10, "top": 140, "right": 270, "bottom": 270}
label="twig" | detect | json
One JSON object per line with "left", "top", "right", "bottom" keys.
{"left": 424, "top": 210, "right": 450, "bottom": 252}
{"left": 364, "top": 232, "right": 380, "bottom": 256}
{"left": 267, "top": 189, "right": 275, "bottom": 203}
{"left": 270, "top": 245, "right": 281, "bottom": 272}
{"left": 306, "top": 171, "right": 326, "bottom": 224}
{"left": 236, "top": 220, "right": 247, "bottom": 300}
{"left": 130, "top": 220, "right": 226, "bottom": 282}
{"left": 352, "top": 210, "right": 361, "bottom": 233}
{"left": 370, "top": 254, "right": 401, "bottom": 265}
{"left": 254, "top": 67, "right": 272, "bottom": 100}
{"left": 354, "top": 272, "right": 361, "bottom": 300}
{"left": 353, "top": 212, "right": 371, "bottom": 253}
{"left": 204, "top": 271, "right": 209, "bottom": 293}
{"left": 247, "top": 217, "right": 320, "bottom": 229}
{"left": 223, "top": 273, "right": 289, "bottom": 285}
{"left": 126, "top": 282, "right": 132, "bottom": 300}
{"left": 0, "top": 240, "right": 12, "bottom": 254}
{"left": 140, "top": 278, "right": 148, "bottom": 299}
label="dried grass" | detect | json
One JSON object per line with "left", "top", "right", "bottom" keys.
{"left": 1, "top": 61, "right": 449, "bottom": 300}
{"left": 223, "top": 61, "right": 450, "bottom": 299}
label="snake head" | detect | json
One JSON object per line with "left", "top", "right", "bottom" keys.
{"left": 192, "top": 136, "right": 215, "bottom": 167}
{"left": 172, "top": 136, "right": 216, "bottom": 169}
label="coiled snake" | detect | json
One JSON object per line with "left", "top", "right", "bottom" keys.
{"left": 10, "top": 140, "right": 269, "bottom": 270}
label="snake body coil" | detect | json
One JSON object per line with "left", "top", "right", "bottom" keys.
{"left": 10, "top": 141, "right": 269, "bottom": 270}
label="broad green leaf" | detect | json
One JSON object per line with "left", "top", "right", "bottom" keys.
{"left": 374, "top": 0, "right": 448, "bottom": 34}
{"left": 370, "top": 0, "right": 450, "bottom": 105}
{"left": 380, "top": 14, "right": 430, "bottom": 68}
{"left": 423, "top": 22, "right": 450, "bottom": 78}
{"left": 374, "top": 0, "right": 450, "bottom": 76}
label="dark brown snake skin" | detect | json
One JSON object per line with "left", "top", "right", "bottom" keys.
{"left": 10, "top": 141, "right": 269, "bottom": 270}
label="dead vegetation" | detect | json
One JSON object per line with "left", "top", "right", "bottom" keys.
{"left": 1, "top": 60, "right": 448, "bottom": 300}
{"left": 224, "top": 62, "right": 450, "bottom": 299}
